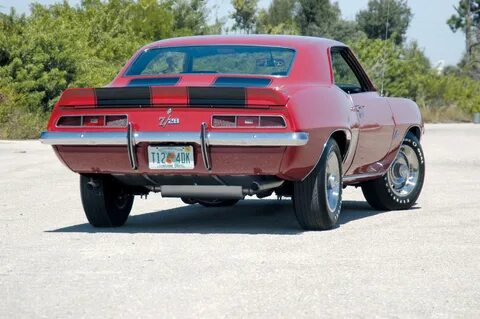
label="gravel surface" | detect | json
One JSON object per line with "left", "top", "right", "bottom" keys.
{"left": 1, "top": 124, "right": 479, "bottom": 318}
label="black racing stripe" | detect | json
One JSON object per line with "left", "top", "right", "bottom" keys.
{"left": 95, "top": 87, "right": 151, "bottom": 107}
{"left": 188, "top": 87, "right": 246, "bottom": 107}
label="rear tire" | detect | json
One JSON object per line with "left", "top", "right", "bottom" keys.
{"left": 293, "top": 138, "right": 343, "bottom": 230}
{"left": 361, "top": 132, "right": 425, "bottom": 211}
{"left": 80, "top": 175, "right": 134, "bottom": 227}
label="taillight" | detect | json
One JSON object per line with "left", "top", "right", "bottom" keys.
{"left": 260, "top": 116, "right": 286, "bottom": 127}
{"left": 56, "top": 115, "right": 127, "bottom": 127}
{"left": 212, "top": 116, "right": 236, "bottom": 127}
{"left": 57, "top": 116, "right": 82, "bottom": 127}
{"left": 237, "top": 116, "right": 260, "bottom": 127}
{"left": 83, "top": 116, "right": 105, "bottom": 127}
{"left": 212, "top": 115, "right": 286, "bottom": 128}
{"left": 105, "top": 115, "right": 128, "bottom": 127}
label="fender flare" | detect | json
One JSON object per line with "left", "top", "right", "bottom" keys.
{"left": 301, "top": 128, "right": 353, "bottom": 181}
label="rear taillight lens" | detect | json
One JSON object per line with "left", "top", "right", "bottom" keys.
{"left": 57, "top": 116, "right": 82, "bottom": 127}
{"left": 56, "top": 115, "right": 127, "bottom": 127}
{"left": 212, "top": 115, "right": 286, "bottom": 128}
{"left": 212, "top": 116, "right": 236, "bottom": 127}
{"left": 83, "top": 116, "right": 105, "bottom": 127}
{"left": 260, "top": 116, "right": 286, "bottom": 128}
{"left": 237, "top": 116, "right": 260, "bottom": 127}
{"left": 106, "top": 115, "right": 128, "bottom": 127}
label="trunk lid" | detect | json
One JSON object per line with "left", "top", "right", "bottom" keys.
{"left": 57, "top": 86, "right": 289, "bottom": 109}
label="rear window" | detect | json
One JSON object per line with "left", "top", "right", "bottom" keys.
{"left": 125, "top": 45, "right": 296, "bottom": 77}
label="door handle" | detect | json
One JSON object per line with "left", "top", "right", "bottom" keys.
{"left": 350, "top": 105, "right": 366, "bottom": 112}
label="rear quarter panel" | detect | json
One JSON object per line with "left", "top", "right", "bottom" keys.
{"left": 279, "top": 84, "right": 354, "bottom": 180}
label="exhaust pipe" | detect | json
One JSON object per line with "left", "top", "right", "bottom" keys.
{"left": 246, "top": 180, "right": 284, "bottom": 195}
{"left": 160, "top": 185, "right": 244, "bottom": 199}
{"left": 155, "top": 179, "right": 284, "bottom": 199}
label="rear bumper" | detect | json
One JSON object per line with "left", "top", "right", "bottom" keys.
{"left": 39, "top": 131, "right": 309, "bottom": 147}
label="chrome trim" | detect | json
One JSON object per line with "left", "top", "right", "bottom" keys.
{"left": 211, "top": 114, "right": 287, "bottom": 129}
{"left": 127, "top": 123, "right": 138, "bottom": 170}
{"left": 134, "top": 132, "right": 200, "bottom": 144}
{"left": 127, "top": 44, "right": 297, "bottom": 78}
{"left": 207, "top": 132, "right": 308, "bottom": 146}
{"left": 200, "top": 122, "right": 211, "bottom": 170}
{"left": 39, "top": 131, "right": 127, "bottom": 145}
{"left": 325, "top": 150, "right": 341, "bottom": 213}
{"left": 55, "top": 114, "right": 129, "bottom": 128}
{"left": 342, "top": 172, "right": 383, "bottom": 183}
{"left": 39, "top": 131, "right": 309, "bottom": 147}
{"left": 384, "top": 125, "right": 421, "bottom": 173}
{"left": 387, "top": 144, "right": 419, "bottom": 197}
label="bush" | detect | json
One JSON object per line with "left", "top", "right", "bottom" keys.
{"left": 351, "top": 38, "right": 480, "bottom": 116}
{"left": 0, "top": 0, "right": 212, "bottom": 139}
{"left": 0, "top": 1, "right": 478, "bottom": 139}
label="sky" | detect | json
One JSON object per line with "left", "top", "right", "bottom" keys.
{"left": 0, "top": 0, "right": 465, "bottom": 66}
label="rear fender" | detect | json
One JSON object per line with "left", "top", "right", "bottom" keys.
{"left": 278, "top": 85, "right": 354, "bottom": 180}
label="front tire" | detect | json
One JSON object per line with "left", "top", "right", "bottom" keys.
{"left": 293, "top": 138, "right": 343, "bottom": 230}
{"left": 361, "top": 132, "right": 425, "bottom": 211}
{"left": 80, "top": 175, "right": 134, "bottom": 227}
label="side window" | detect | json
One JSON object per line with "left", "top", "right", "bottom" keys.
{"left": 331, "top": 50, "right": 364, "bottom": 94}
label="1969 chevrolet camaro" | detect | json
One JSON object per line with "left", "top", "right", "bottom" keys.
{"left": 40, "top": 35, "right": 425, "bottom": 230}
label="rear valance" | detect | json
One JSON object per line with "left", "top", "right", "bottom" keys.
{"left": 57, "top": 86, "right": 289, "bottom": 108}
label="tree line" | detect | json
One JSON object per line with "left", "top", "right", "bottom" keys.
{"left": 0, "top": 0, "right": 478, "bottom": 138}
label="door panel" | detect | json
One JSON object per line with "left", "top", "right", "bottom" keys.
{"left": 329, "top": 47, "right": 394, "bottom": 176}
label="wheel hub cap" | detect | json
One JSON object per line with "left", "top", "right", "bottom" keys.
{"left": 325, "top": 152, "right": 341, "bottom": 212}
{"left": 387, "top": 144, "right": 420, "bottom": 197}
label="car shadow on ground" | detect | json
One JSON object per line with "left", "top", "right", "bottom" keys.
{"left": 48, "top": 200, "right": 415, "bottom": 235}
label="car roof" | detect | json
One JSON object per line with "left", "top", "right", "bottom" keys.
{"left": 142, "top": 35, "right": 346, "bottom": 51}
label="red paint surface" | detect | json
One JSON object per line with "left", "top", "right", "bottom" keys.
{"left": 46, "top": 35, "right": 423, "bottom": 183}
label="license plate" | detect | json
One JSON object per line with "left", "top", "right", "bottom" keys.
{"left": 148, "top": 145, "right": 194, "bottom": 169}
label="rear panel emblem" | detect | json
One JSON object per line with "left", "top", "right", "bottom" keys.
{"left": 159, "top": 108, "right": 180, "bottom": 127}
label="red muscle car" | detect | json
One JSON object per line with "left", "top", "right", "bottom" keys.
{"left": 40, "top": 35, "right": 425, "bottom": 230}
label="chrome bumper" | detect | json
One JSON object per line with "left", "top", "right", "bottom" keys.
{"left": 39, "top": 131, "right": 309, "bottom": 147}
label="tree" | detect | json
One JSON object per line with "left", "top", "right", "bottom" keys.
{"left": 295, "top": 0, "right": 340, "bottom": 37}
{"left": 231, "top": 0, "right": 258, "bottom": 34}
{"left": 172, "top": 0, "right": 210, "bottom": 36}
{"left": 293, "top": 0, "right": 364, "bottom": 42}
{"left": 447, "top": 0, "right": 480, "bottom": 76}
{"left": 0, "top": 0, "right": 221, "bottom": 138}
{"left": 256, "top": 0, "right": 298, "bottom": 34}
{"left": 356, "top": 0, "right": 412, "bottom": 45}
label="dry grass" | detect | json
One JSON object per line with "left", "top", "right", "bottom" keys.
{"left": 0, "top": 110, "right": 47, "bottom": 139}
{"left": 420, "top": 105, "right": 472, "bottom": 123}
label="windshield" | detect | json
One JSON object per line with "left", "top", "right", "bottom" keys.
{"left": 125, "top": 45, "right": 296, "bottom": 77}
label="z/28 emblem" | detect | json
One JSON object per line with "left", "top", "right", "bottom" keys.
{"left": 159, "top": 108, "right": 180, "bottom": 127}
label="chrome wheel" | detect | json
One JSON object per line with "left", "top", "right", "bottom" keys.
{"left": 325, "top": 151, "right": 341, "bottom": 212}
{"left": 387, "top": 144, "right": 420, "bottom": 197}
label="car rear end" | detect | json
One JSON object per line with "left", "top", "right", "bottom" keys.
{"left": 40, "top": 44, "right": 309, "bottom": 200}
